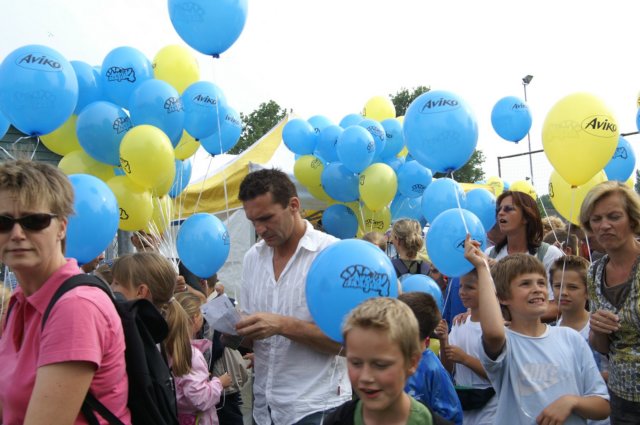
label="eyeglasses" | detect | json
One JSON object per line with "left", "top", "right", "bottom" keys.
{"left": 496, "top": 205, "right": 517, "bottom": 214}
{"left": 0, "top": 213, "right": 58, "bottom": 233}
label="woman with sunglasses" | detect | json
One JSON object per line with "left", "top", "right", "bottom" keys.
{"left": 487, "top": 190, "right": 563, "bottom": 321}
{"left": 0, "top": 160, "right": 130, "bottom": 424}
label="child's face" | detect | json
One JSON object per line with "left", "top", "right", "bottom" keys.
{"left": 552, "top": 270, "right": 587, "bottom": 314}
{"left": 502, "top": 272, "right": 548, "bottom": 319}
{"left": 459, "top": 275, "right": 479, "bottom": 309}
{"left": 346, "top": 327, "right": 418, "bottom": 416}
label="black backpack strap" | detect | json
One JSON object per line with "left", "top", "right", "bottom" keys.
{"left": 391, "top": 258, "right": 409, "bottom": 276}
{"left": 420, "top": 260, "right": 431, "bottom": 276}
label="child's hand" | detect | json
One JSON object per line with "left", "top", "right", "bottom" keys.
{"left": 434, "top": 319, "right": 449, "bottom": 341}
{"left": 536, "top": 395, "right": 577, "bottom": 424}
{"left": 218, "top": 372, "right": 232, "bottom": 389}
{"left": 463, "top": 234, "right": 487, "bottom": 269}
{"left": 444, "top": 345, "right": 468, "bottom": 365}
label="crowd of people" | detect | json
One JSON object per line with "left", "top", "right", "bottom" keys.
{"left": 0, "top": 159, "right": 639, "bottom": 425}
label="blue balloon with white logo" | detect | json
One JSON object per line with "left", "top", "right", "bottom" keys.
{"left": 426, "top": 208, "right": 486, "bottom": 277}
{"left": 168, "top": 0, "right": 248, "bottom": 56}
{"left": 339, "top": 113, "right": 363, "bottom": 128}
{"left": 71, "top": 60, "right": 103, "bottom": 115}
{"left": 321, "top": 162, "right": 360, "bottom": 202}
{"left": 306, "top": 239, "right": 398, "bottom": 342}
{"left": 380, "top": 118, "right": 404, "bottom": 159}
{"left": 128, "top": 79, "right": 184, "bottom": 146}
{"left": 200, "top": 105, "right": 242, "bottom": 154}
{"left": 283, "top": 118, "right": 317, "bottom": 155}
{"left": 421, "top": 178, "right": 466, "bottom": 224}
{"left": 465, "top": 188, "right": 497, "bottom": 231}
{"left": 322, "top": 204, "right": 358, "bottom": 239}
{"left": 0, "top": 45, "right": 78, "bottom": 135}
{"left": 358, "top": 118, "right": 386, "bottom": 161}
{"left": 397, "top": 161, "right": 432, "bottom": 198}
{"left": 101, "top": 46, "right": 153, "bottom": 109}
{"left": 491, "top": 96, "right": 532, "bottom": 143}
{"left": 76, "top": 101, "right": 132, "bottom": 166}
{"left": 604, "top": 136, "right": 636, "bottom": 182}
{"left": 177, "top": 213, "right": 230, "bottom": 278}
{"left": 314, "top": 124, "right": 342, "bottom": 163}
{"left": 404, "top": 90, "right": 478, "bottom": 173}
{"left": 337, "top": 126, "right": 375, "bottom": 173}
{"left": 169, "top": 159, "right": 192, "bottom": 198}
{"left": 182, "top": 81, "right": 227, "bottom": 140}
{"left": 401, "top": 274, "right": 443, "bottom": 311}
{"left": 67, "top": 174, "right": 119, "bottom": 264}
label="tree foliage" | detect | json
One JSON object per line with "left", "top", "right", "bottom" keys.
{"left": 229, "top": 100, "right": 287, "bottom": 154}
{"left": 389, "top": 86, "right": 430, "bottom": 116}
{"left": 635, "top": 170, "right": 640, "bottom": 194}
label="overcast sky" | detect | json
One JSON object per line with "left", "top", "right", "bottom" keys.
{"left": 3, "top": 0, "right": 639, "bottom": 194}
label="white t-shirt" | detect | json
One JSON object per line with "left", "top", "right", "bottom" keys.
{"left": 480, "top": 325, "right": 609, "bottom": 425}
{"left": 449, "top": 316, "right": 498, "bottom": 425}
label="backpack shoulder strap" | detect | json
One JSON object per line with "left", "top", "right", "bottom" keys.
{"left": 536, "top": 242, "right": 550, "bottom": 262}
{"left": 419, "top": 260, "right": 431, "bottom": 276}
{"left": 391, "top": 258, "right": 409, "bottom": 276}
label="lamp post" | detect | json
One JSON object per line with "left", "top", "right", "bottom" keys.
{"left": 522, "top": 75, "right": 534, "bottom": 186}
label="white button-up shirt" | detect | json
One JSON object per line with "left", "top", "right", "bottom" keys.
{"left": 240, "top": 221, "right": 351, "bottom": 425}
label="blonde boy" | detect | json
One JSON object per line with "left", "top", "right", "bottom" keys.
{"left": 463, "top": 236, "right": 610, "bottom": 424}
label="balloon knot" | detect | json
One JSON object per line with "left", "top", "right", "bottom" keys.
{"left": 212, "top": 54, "right": 220, "bottom": 59}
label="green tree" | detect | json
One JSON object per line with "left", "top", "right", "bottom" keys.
{"left": 389, "top": 86, "right": 430, "bottom": 116}
{"left": 229, "top": 100, "right": 287, "bottom": 154}
{"left": 635, "top": 170, "right": 640, "bottom": 194}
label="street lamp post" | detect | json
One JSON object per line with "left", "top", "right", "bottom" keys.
{"left": 522, "top": 74, "right": 534, "bottom": 186}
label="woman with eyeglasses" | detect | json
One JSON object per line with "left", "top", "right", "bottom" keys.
{"left": 486, "top": 190, "right": 563, "bottom": 321}
{"left": 0, "top": 160, "right": 130, "bottom": 425}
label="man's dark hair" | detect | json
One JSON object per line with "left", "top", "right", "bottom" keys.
{"left": 238, "top": 168, "right": 298, "bottom": 208}
{"left": 398, "top": 292, "right": 441, "bottom": 340}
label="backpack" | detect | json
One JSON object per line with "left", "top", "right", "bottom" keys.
{"left": 40, "top": 274, "right": 180, "bottom": 425}
{"left": 488, "top": 242, "right": 550, "bottom": 262}
{"left": 391, "top": 257, "right": 431, "bottom": 281}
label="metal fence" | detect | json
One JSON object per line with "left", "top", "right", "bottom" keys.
{"left": 497, "top": 149, "right": 554, "bottom": 196}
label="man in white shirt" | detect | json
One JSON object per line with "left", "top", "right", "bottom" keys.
{"left": 235, "top": 169, "right": 351, "bottom": 425}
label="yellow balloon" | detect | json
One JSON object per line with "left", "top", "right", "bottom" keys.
{"left": 549, "top": 170, "right": 607, "bottom": 225}
{"left": 120, "top": 125, "right": 176, "bottom": 190}
{"left": 510, "top": 180, "right": 537, "bottom": 200}
{"left": 359, "top": 163, "right": 398, "bottom": 211}
{"left": 174, "top": 130, "right": 200, "bottom": 160}
{"left": 486, "top": 175, "right": 504, "bottom": 196}
{"left": 41, "top": 115, "right": 82, "bottom": 155}
{"left": 293, "top": 155, "right": 324, "bottom": 188}
{"left": 107, "top": 176, "right": 153, "bottom": 231}
{"left": 306, "top": 182, "right": 332, "bottom": 202}
{"left": 58, "top": 150, "right": 115, "bottom": 182}
{"left": 363, "top": 96, "right": 396, "bottom": 122}
{"left": 152, "top": 165, "right": 177, "bottom": 198}
{"left": 542, "top": 93, "right": 618, "bottom": 186}
{"left": 153, "top": 45, "right": 200, "bottom": 94}
{"left": 145, "top": 196, "right": 173, "bottom": 234}
{"left": 397, "top": 146, "right": 408, "bottom": 158}
{"left": 625, "top": 174, "right": 635, "bottom": 189}
{"left": 356, "top": 203, "right": 391, "bottom": 234}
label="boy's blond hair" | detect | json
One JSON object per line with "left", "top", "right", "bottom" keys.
{"left": 491, "top": 253, "right": 547, "bottom": 301}
{"left": 362, "top": 231, "right": 387, "bottom": 251}
{"left": 343, "top": 297, "right": 421, "bottom": 363}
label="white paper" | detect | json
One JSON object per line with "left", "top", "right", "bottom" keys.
{"left": 201, "top": 293, "right": 242, "bottom": 335}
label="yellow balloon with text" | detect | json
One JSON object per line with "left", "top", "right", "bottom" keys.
{"left": 549, "top": 170, "right": 607, "bottom": 225}
{"left": 174, "top": 131, "right": 200, "bottom": 160}
{"left": 542, "top": 93, "right": 618, "bottom": 187}
{"left": 293, "top": 155, "right": 324, "bottom": 188}
{"left": 486, "top": 175, "right": 504, "bottom": 196}
{"left": 363, "top": 96, "right": 396, "bottom": 122}
{"left": 107, "top": 176, "right": 153, "bottom": 231}
{"left": 510, "top": 180, "right": 537, "bottom": 200}
{"left": 145, "top": 196, "right": 173, "bottom": 234}
{"left": 359, "top": 163, "right": 398, "bottom": 211}
{"left": 41, "top": 115, "right": 82, "bottom": 156}
{"left": 153, "top": 45, "right": 200, "bottom": 94}
{"left": 356, "top": 203, "right": 391, "bottom": 235}
{"left": 120, "top": 125, "right": 176, "bottom": 191}
{"left": 58, "top": 150, "right": 115, "bottom": 182}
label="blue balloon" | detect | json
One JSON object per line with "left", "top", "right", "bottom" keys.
{"left": 383, "top": 155, "right": 405, "bottom": 173}
{"left": 0, "top": 111, "right": 9, "bottom": 140}
{"left": 76, "top": 101, "right": 132, "bottom": 165}
{"left": 401, "top": 274, "right": 443, "bottom": 311}
{"left": 321, "top": 162, "right": 360, "bottom": 202}
{"left": 169, "top": 159, "right": 192, "bottom": 198}
{"left": 490, "top": 96, "right": 532, "bottom": 143}
{"left": 503, "top": 180, "right": 511, "bottom": 190}
{"left": 182, "top": 81, "right": 227, "bottom": 140}
{"left": 168, "top": 0, "right": 248, "bottom": 56}
{"left": 306, "top": 239, "right": 398, "bottom": 342}
{"left": 380, "top": 118, "right": 404, "bottom": 159}
{"left": 282, "top": 118, "right": 317, "bottom": 155}
{"left": 421, "top": 178, "right": 466, "bottom": 224}
{"left": 71, "top": 60, "right": 103, "bottom": 115}
{"left": 604, "top": 136, "right": 636, "bottom": 182}
{"left": 465, "top": 188, "right": 497, "bottom": 231}
{"left": 426, "top": 208, "right": 486, "bottom": 277}
{"left": 336, "top": 126, "right": 375, "bottom": 173}
{"left": 636, "top": 108, "right": 640, "bottom": 132}
{"left": 322, "top": 204, "right": 358, "bottom": 239}
{"left": 0, "top": 45, "right": 78, "bottom": 135}
{"left": 200, "top": 105, "right": 242, "bottom": 154}
{"left": 339, "top": 113, "right": 363, "bottom": 128}
{"left": 177, "top": 213, "right": 230, "bottom": 278}
{"left": 308, "top": 115, "right": 333, "bottom": 135}
{"left": 128, "top": 79, "right": 184, "bottom": 146}
{"left": 404, "top": 90, "right": 478, "bottom": 173}
{"left": 391, "top": 194, "right": 425, "bottom": 224}
{"left": 314, "top": 124, "right": 342, "bottom": 163}
{"left": 101, "top": 46, "right": 153, "bottom": 109}
{"left": 358, "top": 119, "right": 386, "bottom": 161}
{"left": 66, "top": 174, "right": 119, "bottom": 264}
{"left": 397, "top": 161, "right": 432, "bottom": 198}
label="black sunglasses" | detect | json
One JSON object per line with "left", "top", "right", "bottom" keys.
{"left": 496, "top": 205, "right": 517, "bottom": 214}
{"left": 0, "top": 213, "right": 58, "bottom": 233}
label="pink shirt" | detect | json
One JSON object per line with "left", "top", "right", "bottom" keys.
{"left": 0, "top": 259, "right": 131, "bottom": 425}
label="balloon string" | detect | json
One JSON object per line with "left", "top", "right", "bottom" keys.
{"left": 0, "top": 146, "right": 15, "bottom": 160}
{"left": 585, "top": 235, "right": 593, "bottom": 264}
{"left": 193, "top": 155, "right": 215, "bottom": 215}
{"left": 450, "top": 171, "right": 470, "bottom": 235}
{"left": 538, "top": 195, "right": 560, "bottom": 246}
{"left": 30, "top": 137, "right": 41, "bottom": 161}
{"left": 215, "top": 99, "right": 231, "bottom": 223}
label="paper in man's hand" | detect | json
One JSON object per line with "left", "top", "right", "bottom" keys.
{"left": 201, "top": 293, "right": 242, "bottom": 335}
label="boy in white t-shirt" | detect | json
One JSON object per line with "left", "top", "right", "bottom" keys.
{"left": 464, "top": 235, "right": 610, "bottom": 424}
